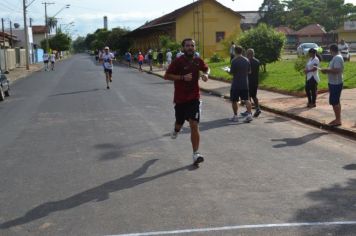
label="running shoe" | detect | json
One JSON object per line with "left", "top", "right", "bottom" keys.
{"left": 228, "top": 115, "right": 239, "bottom": 122}
{"left": 244, "top": 113, "right": 253, "bottom": 123}
{"left": 240, "top": 111, "right": 249, "bottom": 117}
{"left": 253, "top": 109, "right": 261, "bottom": 118}
{"left": 193, "top": 152, "right": 204, "bottom": 165}
{"left": 170, "top": 129, "right": 178, "bottom": 139}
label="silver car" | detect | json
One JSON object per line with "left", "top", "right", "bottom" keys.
{"left": 0, "top": 70, "right": 10, "bottom": 101}
{"left": 297, "top": 43, "right": 323, "bottom": 56}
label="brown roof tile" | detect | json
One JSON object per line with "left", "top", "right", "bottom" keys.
{"left": 275, "top": 26, "right": 296, "bottom": 35}
{"left": 32, "top": 25, "right": 48, "bottom": 34}
{"left": 295, "top": 24, "right": 326, "bottom": 36}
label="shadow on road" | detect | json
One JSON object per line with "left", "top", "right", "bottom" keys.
{"left": 199, "top": 118, "right": 244, "bottom": 132}
{"left": 264, "top": 116, "right": 289, "bottom": 124}
{"left": 49, "top": 88, "right": 101, "bottom": 97}
{"left": 0, "top": 159, "right": 195, "bottom": 229}
{"left": 291, "top": 178, "right": 356, "bottom": 235}
{"left": 343, "top": 164, "right": 356, "bottom": 170}
{"left": 271, "top": 132, "right": 327, "bottom": 148}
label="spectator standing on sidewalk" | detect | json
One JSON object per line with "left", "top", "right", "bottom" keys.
{"left": 229, "top": 46, "right": 253, "bottom": 123}
{"left": 166, "top": 49, "right": 173, "bottom": 69}
{"left": 321, "top": 44, "right": 344, "bottom": 127}
{"left": 229, "top": 42, "right": 236, "bottom": 62}
{"left": 158, "top": 50, "right": 164, "bottom": 68}
{"left": 164, "top": 38, "right": 210, "bottom": 166}
{"left": 147, "top": 49, "right": 153, "bottom": 72}
{"left": 304, "top": 48, "right": 320, "bottom": 108}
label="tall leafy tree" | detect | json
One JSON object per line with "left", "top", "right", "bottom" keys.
{"left": 283, "top": 0, "right": 356, "bottom": 31}
{"left": 238, "top": 24, "right": 285, "bottom": 72}
{"left": 258, "top": 0, "right": 286, "bottom": 27}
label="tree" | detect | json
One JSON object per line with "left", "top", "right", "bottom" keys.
{"left": 72, "top": 36, "right": 86, "bottom": 53}
{"left": 238, "top": 23, "right": 285, "bottom": 72}
{"left": 106, "top": 27, "right": 132, "bottom": 54}
{"left": 283, "top": 0, "right": 356, "bottom": 31}
{"left": 47, "top": 17, "right": 58, "bottom": 34}
{"left": 258, "top": 0, "right": 286, "bottom": 27}
{"left": 49, "top": 30, "right": 71, "bottom": 51}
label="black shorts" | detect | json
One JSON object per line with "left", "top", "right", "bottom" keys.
{"left": 175, "top": 99, "right": 201, "bottom": 125}
{"left": 328, "top": 83, "right": 343, "bottom": 105}
{"left": 230, "top": 89, "right": 249, "bottom": 102}
{"left": 104, "top": 68, "right": 112, "bottom": 76}
{"left": 44, "top": 60, "right": 49, "bottom": 64}
{"left": 51, "top": 61, "right": 55, "bottom": 64}
{"left": 249, "top": 84, "right": 258, "bottom": 98}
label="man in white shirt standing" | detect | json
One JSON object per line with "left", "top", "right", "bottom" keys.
{"left": 99, "top": 46, "right": 115, "bottom": 89}
{"left": 321, "top": 44, "right": 344, "bottom": 127}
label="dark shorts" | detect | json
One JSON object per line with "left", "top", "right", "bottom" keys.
{"left": 249, "top": 84, "right": 258, "bottom": 98}
{"left": 175, "top": 99, "right": 201, "bottom": 125}
{"left": 328, "top": 83, "right": 343, "bottom": 105}
{"left": 230, "top": 89, "right": 249, "bottom": 102}
{"left": 44, "top": 60, "right": 49, "bottom": 64}
{"left": 51, "top": 61, "right": 55, "bottom": 64}
{"left": 104, "top": 68, "right": 112, "bottom": 76}
{"left": 138, "top": 61, "right": 143, "bottom": 65}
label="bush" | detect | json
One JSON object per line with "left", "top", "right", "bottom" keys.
{"left": 209, "top": 53, "right": 225, "bottom": 63}
{"left": 294, "top": 55, "right": 308, "bottom": 76}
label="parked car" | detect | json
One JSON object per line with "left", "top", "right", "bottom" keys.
{"left": 340, "top": 49, "right": 350, "bottom": 61}
{"left": 297, "top": 43, "right": 323, "bottom": 56}
{"left": 0, "top": 70, "right": 10, "bottom": 101}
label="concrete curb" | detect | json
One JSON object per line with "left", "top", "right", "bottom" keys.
{"left": 126, "top": 62, "right": 356, "bottom": 140}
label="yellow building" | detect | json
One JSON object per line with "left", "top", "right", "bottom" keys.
{"left": 337, "top": 21, "right": 356, "bottom": 45}
{"left": 126, "top": 0, "right": 243, "bottom": 58}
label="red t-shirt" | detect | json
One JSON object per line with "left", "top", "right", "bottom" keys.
{"left": 138, "top": 54, "right": 144, "bottom": 62}
{"left": 165, "top": 55, "right": 209, "bottom": 104}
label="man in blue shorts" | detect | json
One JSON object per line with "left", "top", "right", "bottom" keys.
{"left": 321, "top": 44, "right": 344, "bottom": 127}
{"left": 229, "top": 46, "right": 253, "bottom": 123}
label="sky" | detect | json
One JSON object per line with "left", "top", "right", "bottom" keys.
{"left": 1, "top": 0, "right": 356, "bottom": 38}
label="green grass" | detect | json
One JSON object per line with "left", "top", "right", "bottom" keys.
{"left": 208, "top": 59, "right": 356, "bottom": 93}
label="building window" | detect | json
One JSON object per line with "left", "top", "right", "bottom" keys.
{"left": 216, "top": 32, "right": 225, "bottom": 42}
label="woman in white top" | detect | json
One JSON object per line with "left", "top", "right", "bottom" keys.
{"left": 304, "top": 48, "right": 320, "bottom": 108}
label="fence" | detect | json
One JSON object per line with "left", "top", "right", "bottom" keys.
{"left": 0, "top": 48, "right": 27, "bottom": 71}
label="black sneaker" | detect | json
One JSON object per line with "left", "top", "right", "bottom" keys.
{"left": 107, "top": 86, "right": 110, "bottom": 89}
{"left": 253, "top": 109, "right": 261, "bottom": 118}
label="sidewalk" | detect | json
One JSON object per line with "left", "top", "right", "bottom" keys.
{"left": 128, "top": 62, "right": 356, "bottom": 138}
{"left": 6, "top": 64, "right": 43, "bottom": 83}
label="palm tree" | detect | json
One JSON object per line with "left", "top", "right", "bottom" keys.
{"left": 47, "top": 17, "right": 58, "bottom": 34}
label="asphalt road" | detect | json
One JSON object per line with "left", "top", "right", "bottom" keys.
{"left": 1, "top": 54, "right": 356, "bottom": 236}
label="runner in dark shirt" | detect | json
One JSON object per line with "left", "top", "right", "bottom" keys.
{"left": 164, "top": 38, "right": 210, "bottom": 166}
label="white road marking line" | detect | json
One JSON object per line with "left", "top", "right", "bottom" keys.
{"left": 106, "top": 221, "right": 356, "bottom": 236}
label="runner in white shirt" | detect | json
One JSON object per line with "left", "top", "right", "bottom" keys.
{"left": 50, "top": 53, "right": 56, "bottom": 71}
{"left": 99, "top": 46, "right": 115, "bottom": 89}
{"left": 43, "top": 52, "right": 49, "bottom": 71}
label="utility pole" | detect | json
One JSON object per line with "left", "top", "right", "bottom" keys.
{"left": 2, "top": 18, "right": 8, "bottom": 72}
{"left": 42, "top": 2, "right": 55, "bottom": 52}
{"left": 9, "top": 20, "right": 13, "bottom": 48}
{"left": 23, "top": 0, "right": 30, "bottom": 70}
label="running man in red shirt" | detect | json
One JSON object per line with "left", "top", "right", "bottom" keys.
{"left": 164, "top": 38, "right": 210, "bottom": 166}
